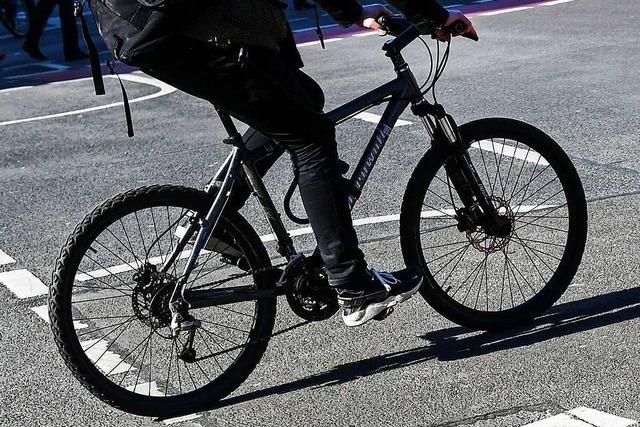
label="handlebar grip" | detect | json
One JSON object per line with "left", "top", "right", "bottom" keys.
{"left": 448, "top": 21, "right": 467, "bottom": 34}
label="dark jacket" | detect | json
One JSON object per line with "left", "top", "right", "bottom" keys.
{"left": 181, "top": 0, "right": 449, "bottom": 68}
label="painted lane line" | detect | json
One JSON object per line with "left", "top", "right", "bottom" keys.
{"left": 0, "top": 269, "right": 48, "bottom": 298}
{"left": 0, "top": 73, "right": 176, "bottom": 127}
{"left": 75, "top": 248, "right": 210, "bottom": 282}
{"left": 0, "top": 85, "right": 35, "bottom": 94}
{"left": 567, "top": 407, "right": 636, "bottom": 427}
{"left": 292, "top": 23, "right": 338, "bottom": 33}
{"left": 163, "top": 414, "right": 203, "bottom": 425}
{"left": 478, "top": 6, "right": 534, "bottom": 16}
{"left": 523, "top": 413, "right": 595, "bottom": 427}
{"left": 522, "top": 407, "right": 637, "bottom": 427}
{"left": 542, "top": 0, "right": 575, "bottom": 5}
{"left": 30, "top": 304, "right": 88, "bottom": 329}
{"left": 0, "top": 249, "right": 16, "bottom": 265}
{"left": 80, "top": 339, "right": 136, "bottom": 376}
{"left": 354, "top": 112, "right": 413, "bottom": 127}
{"left": 126, "top": 381, "right": 164, "bottom": 396}
{"left": 76, "top": 204, "right": 557, "bottom": 280}
{"left": 471, "top": 139, "right": 549, "bottom": 166}
{"left": 259, "top": 204, "right": 551, "bottom": 242}
{"left": 297, "top": 37, "right": 343, "bottom": 47}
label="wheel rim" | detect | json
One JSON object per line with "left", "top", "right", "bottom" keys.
{"left": 418, "top": 137, "right": 573, "bottom": 314}
{"left": 62, "top": 202, "right": 264, "bottom": 399}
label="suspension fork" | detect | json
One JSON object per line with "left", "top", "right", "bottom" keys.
{"left": 431, "top": 113, "right": 502, "bottom": 225}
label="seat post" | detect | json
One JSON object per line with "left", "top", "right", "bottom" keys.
{"left": 214, "top": 105, "right": 241, "bottom": 139}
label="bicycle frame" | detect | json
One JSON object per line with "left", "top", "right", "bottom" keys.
{"left": 162, "top": 35, "right": 495, "bottom": 312}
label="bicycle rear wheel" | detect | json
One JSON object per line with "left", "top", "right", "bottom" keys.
{"left": 1, "top": 0, "right": 31, "bottom": 37}
{"left": 400, "top": 118, "right": 588, "bottom": 330}
{"left": 50, "top": 185, "right": 276, "bottom": 417}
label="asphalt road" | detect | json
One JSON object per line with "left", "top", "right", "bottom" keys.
{"left": 1, "top": 0, "right": 640, "bottom": 426}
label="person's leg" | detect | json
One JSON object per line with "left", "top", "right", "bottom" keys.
{"left": 143, "top": 41, "right": 370, "bottom": 289}
{"left": 23, "top": 0, "right": 55, "bottom": 59}
{"left": 58, "top": 0, "right": 85, "bottom": 60}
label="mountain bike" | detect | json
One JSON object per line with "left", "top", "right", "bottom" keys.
{"left": 49, "top": 16, "right": 588, "bottom": 417}
{"left": 0, "top": 0, "right": 32, "bottom": 37}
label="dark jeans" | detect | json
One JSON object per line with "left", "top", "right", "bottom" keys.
{"left": 25, "top": 0, "right": 80, "bottom": 55}
{"left": 143, "top": 38, "right": 369, "bottom": 289}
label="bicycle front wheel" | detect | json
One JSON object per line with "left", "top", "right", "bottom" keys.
{"left": 400, "top": 118, "right": 588, "bottom": 331}
{"left": 50, "top": 185, "right": 276, "bottom": 416}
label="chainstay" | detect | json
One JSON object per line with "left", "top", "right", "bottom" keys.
{"left": 187, "top": 262, "right": 287, "bottom": 292}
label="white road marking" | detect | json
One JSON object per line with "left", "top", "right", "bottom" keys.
{"left": 75, "top": 248, "right": 209, "bottom": 282}
{"left": 80, "top": 339, "right": 136, "bottom": 376}
{"left": 568, "top": 407, "right": 637, "bottom": 427}
{"left": 297, "top": 37, "right": 344, "bottom": 47}
{"left": 6, "top": 62, "right": 70, "bottom": 80}
{"left": 76, "top": 204, "right": 557, "bottom": 279}
{"left": 0, "top": 85, "right": 35, "bottom": 94}
{"left": 542, "top": 0, "right": 575, "bottom": 5}
{"left": 0, "top": 269, "right": 48, "bottom": 298}
{"left": 292, "top": 23, "right": 338, "bottom": 33}
{"left": 478, "top": 6, "right": 534, "bottom": 16}
{"left": 354, "top": 112, "right": 413, "bottom": 127}
{"left": 163, "top": 414, "right": 203, "bottom": 425}
{"left": 523, "top": 407, "right": 637, "bottom": 427}
{"left": 126, "top": 381, "right": 164, "bottom": 396}
{"left": 471, "top": 139, "right": 549, "bottom": 166}
{"left": 0, "top": 73, "right": 176, "bottom": 127}
{"left": 0, "top": 249, "right": 16, "bottom": 265}
{"left": 30, "top": 304, "right": 88, "bottom": 329}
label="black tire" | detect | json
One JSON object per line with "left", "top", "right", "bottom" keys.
{"left": 400, "top": 118, "right": 588, "bottom": 331}
{"left": 49, "top": 185, "right": 276, "bottom": 417}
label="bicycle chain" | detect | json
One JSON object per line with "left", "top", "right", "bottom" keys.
{"left": 187, "top": 262, "right": 287, "bottom": 292}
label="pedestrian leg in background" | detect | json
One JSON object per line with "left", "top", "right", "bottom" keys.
{"left": 23, "top": 0, "right": 87, "bottom": 61}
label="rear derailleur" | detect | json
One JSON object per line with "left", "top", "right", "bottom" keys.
{"left": 169, "top": 299, "right": 201, "bottom": 362}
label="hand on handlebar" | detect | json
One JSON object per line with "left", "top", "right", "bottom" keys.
{"left": 358, "top": 3, "right": 393, "bottom": 31}
{"left": 435, "top": 10, "right": 478, "bottom": 42}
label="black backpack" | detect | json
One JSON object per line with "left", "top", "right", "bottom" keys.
{"left": 76, "top": 0, "right": 186, "bottom": 135}
{"left": 82, "top": 0, "right": 183, "bottom": 67}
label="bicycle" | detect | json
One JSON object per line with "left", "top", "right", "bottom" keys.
{"left": 49, "top": 16, "right": 588, "bottom": 417}
{"left": 0, "top": 0, "right": 32, "bottom": 37}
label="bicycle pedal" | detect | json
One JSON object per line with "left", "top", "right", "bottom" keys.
{"left": 373, "top": 307, "right": 394, "bottom": 321}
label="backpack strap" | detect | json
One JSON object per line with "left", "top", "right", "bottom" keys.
{"left": 107, "top": 60, "right": 135, "bottom": 138}
{"left": 74, "top": 0, "right": 105, "bottom": 95}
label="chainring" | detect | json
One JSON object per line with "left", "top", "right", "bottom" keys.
{"left": 285, "top": 256, "right": 339, "bottom": 321}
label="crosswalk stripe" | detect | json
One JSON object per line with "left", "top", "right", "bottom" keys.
{"left": 80, "top": 339, "right": 136, "bottom": 376}
{"left": 523, "top": 407, "right": 637, "bottom": 427}
{"left": 0, "top": 249, "right": 16, "bottom": 266}
{"left": 30, "top": 304, "right": 88, "bottom": 329}
{"left": 353, "top": 112, "right": 413, "bottom": 127}
{"left": 163, "top": 414, "right": 202, "bottom": 425}
{"left": 0, "top": 269, "right": 48, "bottom": 298}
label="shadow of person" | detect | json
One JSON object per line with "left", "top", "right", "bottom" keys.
{"left": 163, "top": 285, "right": 638, "bottom": 418}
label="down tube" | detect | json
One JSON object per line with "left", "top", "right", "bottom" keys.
{"left": 346, "top": 95, "right": 411, "bottom": 208}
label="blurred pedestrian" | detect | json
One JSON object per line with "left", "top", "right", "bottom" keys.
{"left": 22, "top": 0, "right": 87, "bottom": 61}
{"left": 0, "top": 51, "right": 5, "bottom": 61}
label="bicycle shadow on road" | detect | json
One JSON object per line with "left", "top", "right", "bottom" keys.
{"left": 206, "top": 286, "right": 640, "bottom": 411}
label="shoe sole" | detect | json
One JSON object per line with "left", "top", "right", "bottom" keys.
{"left": 342, "top": 279, "right": 422, "bottom": 327}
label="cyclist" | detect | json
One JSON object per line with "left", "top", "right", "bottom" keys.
{"left": 141, "top": 0, "right": 477, "bottom": 327}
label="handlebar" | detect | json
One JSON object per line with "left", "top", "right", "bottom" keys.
{"left": 377, "top": 15, "right": 471, "bottom": 53}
